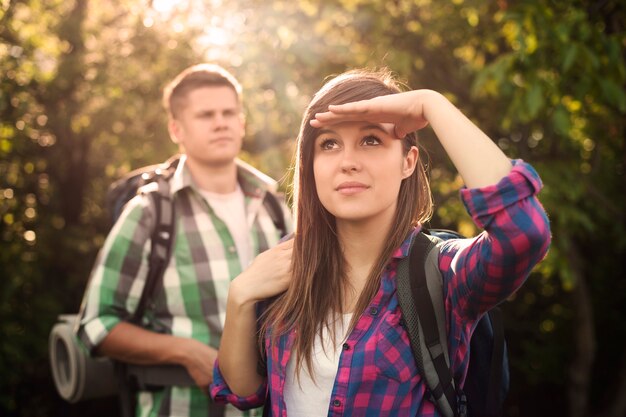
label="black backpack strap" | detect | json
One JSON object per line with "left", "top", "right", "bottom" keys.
{"left": 262, "top": 191, "right": 288, "bottom": 238}
{"left": 130, "top": 177, "right": 176, "bottom": 324}
{"left": 396, "top": 232, "right": 458, "bottom": 417}
{"left": 107, "top": 155, "right": 181, "bottom": 223}
{"left": 117, "top": 171, "right": 177, "bottom": 417}
{"left": 486, "top": 307, "right": 505, "bottom": 416}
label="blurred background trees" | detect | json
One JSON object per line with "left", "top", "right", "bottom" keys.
{"left": 1, "top": 0, "right": 624, "bottom": 416}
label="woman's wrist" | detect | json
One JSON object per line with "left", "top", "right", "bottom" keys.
{"left": 228, "top": 276, "right": 258, "bottom": 311}
{"left": 418, "top": 89, "right": 450, "bottom": 121}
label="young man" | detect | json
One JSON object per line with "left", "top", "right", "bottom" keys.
{"left": 77, "top": 64, "right": 291, "bottom": 417}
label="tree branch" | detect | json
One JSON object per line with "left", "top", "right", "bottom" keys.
{"left": 565, "top": 234, "right": 596, "bottom": 417}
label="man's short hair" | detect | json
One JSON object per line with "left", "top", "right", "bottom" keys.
{"left": 163, "top": 63, "right": 242, "bottom": 119}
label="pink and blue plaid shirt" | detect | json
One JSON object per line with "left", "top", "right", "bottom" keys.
{"left": 211, "top": 160, "right": 551, "bottom": 417}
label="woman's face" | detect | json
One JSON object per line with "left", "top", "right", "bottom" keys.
{"left": 312, "top": 121, "right": 417, "bottom": 225}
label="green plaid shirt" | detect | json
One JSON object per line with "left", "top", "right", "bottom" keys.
{"left": 77, "top": 156, "right": 291, "bottom": 417}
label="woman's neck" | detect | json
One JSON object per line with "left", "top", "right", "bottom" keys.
{"left": 336, "top": 212, "right": 395, "bottom": 310}
{"left": 339, "top": 224, "right": 385, "bottom": 270}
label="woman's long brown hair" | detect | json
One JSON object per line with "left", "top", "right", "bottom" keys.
{"left": 261, "top": 69, "right": 433, "bottom": 380}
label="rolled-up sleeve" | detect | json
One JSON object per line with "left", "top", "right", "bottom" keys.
{"left": 441, "top": 159, "right": 552, "bottom": 318}
{"left": 210, "top": 358, "right": 267, "bottom": 409}
{"left": 76, "top": 194, "right": 153, "bottom": 353}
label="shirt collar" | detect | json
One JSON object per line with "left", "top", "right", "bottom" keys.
{"left": 170, "top": 154, "right": 278, "bottom": 198}
{"left": 390, "top": 226, "right": 424, "bottom": 260}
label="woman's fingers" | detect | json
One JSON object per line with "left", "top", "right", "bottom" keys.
{"left": 327, "top": 101, "right": 370, "bottom": 114}
{"left": 311, "top": 111, "right": 365, "bottom": 127}
{"left": 226, "top": 235, "right": 293, "bottom": 305}
{"left": 236, "top": 238, "right": 294, "bottom": 300}
{"left": 311, "top": 96, "right": 404, "bottom": 126}
{"left": 310, "top": 111, "right": 389, "bottom": 128}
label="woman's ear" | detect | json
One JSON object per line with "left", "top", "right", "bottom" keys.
{"left": 402, "top": 146, "right": 419, "bottom": 179}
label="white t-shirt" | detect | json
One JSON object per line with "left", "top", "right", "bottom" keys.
{"left": 198, "top": 185, "right": 252, "bottom": 270}
{"left": 284, "top": 313, "right": 353, "bottom": 416}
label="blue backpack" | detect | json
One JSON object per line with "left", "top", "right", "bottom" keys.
{"left": 396, "top": 230, "right": 509, "bottom": 417}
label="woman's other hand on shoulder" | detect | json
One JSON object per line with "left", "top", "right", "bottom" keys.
{"left": 229, "top": 238, "right": 294, "bottom": 307}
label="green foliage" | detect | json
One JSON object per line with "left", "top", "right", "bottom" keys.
{"left": 0, "top": 1, "right": 201, "bottom": 414}
{"left": 1, "top": 0, "right": 625, "bottom": 416}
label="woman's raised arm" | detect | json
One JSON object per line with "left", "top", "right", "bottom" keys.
{"left": 311, "top": 90, "right": 512, "bottom": 188}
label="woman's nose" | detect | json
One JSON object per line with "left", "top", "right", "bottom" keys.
{"left": 339, "top": 149, "right": 361, "bottom": 173}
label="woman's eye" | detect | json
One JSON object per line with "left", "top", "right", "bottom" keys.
{"left": 362, "top": 135, "right": 382, "bottom": 146}
{"left": 320, "top": 139, "right": 338, "bottom": 150}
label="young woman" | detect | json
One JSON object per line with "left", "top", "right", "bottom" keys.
{"left": 210, "top": 69, "right": 551, "bottom": 416}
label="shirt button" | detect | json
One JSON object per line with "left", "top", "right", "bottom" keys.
{"left": 342, "top": 343, "right": 350, "bottom": 351}
{"left": 228, "top": 246, "right": 236, "bottom": 253}
{"left": 369, "top": 307, "right": 379, "bottom": 316}
{"left": 333, "top": 399, "right": 341, "bottom": 407}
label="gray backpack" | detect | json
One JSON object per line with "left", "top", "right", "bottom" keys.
{"left": 396, "top": 230, "right": 509, "bottom": 417}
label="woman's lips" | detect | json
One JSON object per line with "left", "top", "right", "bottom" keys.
{"left": 336, "top": 181, "right": 370, "bottom": 195}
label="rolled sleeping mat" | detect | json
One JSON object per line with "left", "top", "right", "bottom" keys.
{"left": 48, "top": 315, "right": 117, "bottom": 402}
{"left": 49, "top": 315, "right": 196, "bottom": 403}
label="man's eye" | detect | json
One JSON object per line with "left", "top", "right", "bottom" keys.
{"left": 362, "top": 135, "right": 382, "bottom": 146}
{"left": 320, "top": 139, "right": 338, "bottom": 150}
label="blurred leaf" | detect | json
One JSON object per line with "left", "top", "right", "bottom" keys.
{"left": 526, "top": 82, "right": 544, "bottom": 119}
{"left": 551, "top": 105, "right": 571, "bottom": 136}
{"left": 562, "top": 43, "right": 578, "bottom": 73}
{"left": 599, "top": 79, "right": 626, "bottom": 112}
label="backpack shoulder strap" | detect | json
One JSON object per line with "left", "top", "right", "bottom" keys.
{"left": 262, "top": 191, "right": 288, "bottom": 238}
{"left": 116, "top": 166, "right": 177, "bottom": 417}
{"left": 396, "top": 231, "right": 458, "bottom": 417}
{"left": 129, "top": 168, "right": 176, "bottom": 324}
{"left": 107, "top": 155, "right": 181, "bottom": 222}
{"left": 486, "top": 307, "right": 506, "bottom": 415}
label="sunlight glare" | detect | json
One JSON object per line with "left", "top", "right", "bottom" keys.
{"left": 152, "top": 0, "right": 180, "bottom": 17}
{"left": 148, "top": 0, "right": 246, "bottom": 65}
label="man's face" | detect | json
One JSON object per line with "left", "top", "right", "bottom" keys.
{"left": 170, "top": 86, "right": 245, "bottom": 167}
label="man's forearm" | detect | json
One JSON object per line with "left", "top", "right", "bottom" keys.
{"left": 97, "top": 322, "right": 218, "bottom": 386}
{"left": 97, "top": 322, "right": 208, "bottom": 367}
